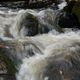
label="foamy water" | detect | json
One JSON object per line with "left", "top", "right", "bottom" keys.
{"left": 0, "top": 1, "right": 80, "bottom": 80}
{"left": 16, "top": 31, "right": 80, "bottom": 80}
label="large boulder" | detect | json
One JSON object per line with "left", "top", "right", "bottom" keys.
{"left": 58, "top": 0, "right": 80, "bottom": 29}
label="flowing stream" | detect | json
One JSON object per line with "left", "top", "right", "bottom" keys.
{"left": 0, "top": 1, "right": 80, "bottom": 80}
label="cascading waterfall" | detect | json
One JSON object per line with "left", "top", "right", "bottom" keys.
{"left": 16, "top": 31, "right": 80, "bottom": 80}
{"left": 0, "top": 1, "right": 80, "bottom": 80}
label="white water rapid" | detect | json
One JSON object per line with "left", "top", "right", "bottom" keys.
{"left": 0, "top": 1, "right": 80, "bottom": 80}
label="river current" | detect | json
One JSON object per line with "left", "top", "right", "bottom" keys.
{"left": 0, "top": 1, "right": 80, "bottom": 80}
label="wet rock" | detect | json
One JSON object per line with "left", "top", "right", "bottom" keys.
{"left": 72, "top": 1, "right": 80, "bottom": 23}
{"left": 58, "top": 0, "right": 80, "bottom": 29}
{"left": 20, "top": 13, "right": 39, "bottom": 36}
{"left": 0, "top": 50, "right": 16, "bottom": 74}
{"left": 58, "top": 12, "right": 79, "bottom": 28}
{"left": 0, "top": 49, "right": 16, "bottom": 80}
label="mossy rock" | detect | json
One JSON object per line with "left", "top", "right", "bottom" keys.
{"left": 72, "top": 1, "right": 80, "bottom": 23}
{"left": 65, "top": 0, "right": 80, "bottom": 23}
{"left": 0, "top": 49, "right": 17, "bottom": 75}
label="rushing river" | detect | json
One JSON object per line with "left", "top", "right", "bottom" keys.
{"left": 0, "top": 1, "right": 80, "bottom": 80}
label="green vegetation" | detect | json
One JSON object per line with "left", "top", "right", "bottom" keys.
{"left": 0, "top": 49, "right": 17, "bottom": 75}
{"left": 72, "top": 2, "right": 80, "bottom": 22}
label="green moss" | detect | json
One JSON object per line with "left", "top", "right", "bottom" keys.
{"left": 72, "top": 2, "right": 80, "bottom": 22}
{"left": 0, "top": 50, "right": 17, "bottom": 75}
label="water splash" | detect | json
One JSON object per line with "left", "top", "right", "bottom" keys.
{"left": 16, "top": 31, "right": 80, "bottom": 80}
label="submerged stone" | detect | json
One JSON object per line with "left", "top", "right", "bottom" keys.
{"left": 15, "top": 12, "right": 39, "bottom": 37}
